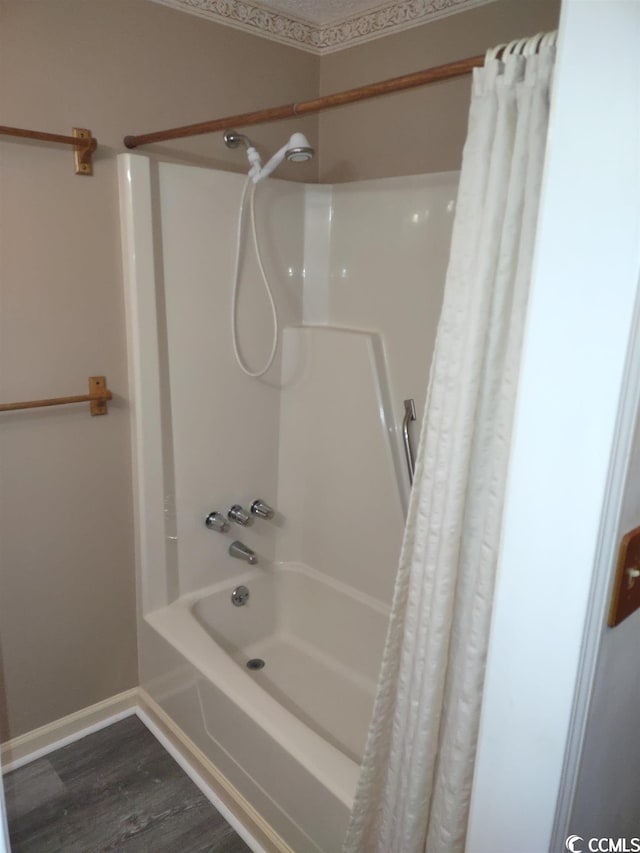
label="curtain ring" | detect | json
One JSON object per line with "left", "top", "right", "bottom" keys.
{"left": 540, "top": 31, "right": 557, "bottom": 51}
{"left": 524, "top": 32, "right": 545, "bottom": 56}
{"left": 503, "top": 39, "right": 520, "bottom": 57}
{"left": 488, "top": 30, "right": 557, "bottom": 67}
{"left": 514, "top": 37, "right": 529, "bottom": 55}
{"left": 485, "top": 42, "right": 505, "bottom": 63}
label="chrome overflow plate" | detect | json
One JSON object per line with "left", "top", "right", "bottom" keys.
{"left": 231, "top": 585, "right": 250, "bottom": 607}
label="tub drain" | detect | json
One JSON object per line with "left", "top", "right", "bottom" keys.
{"left": 246, "top": 658, "right": 265, "bottom": 671}
{"left": 231, "top": 585, "right": 249, "bottom": 607}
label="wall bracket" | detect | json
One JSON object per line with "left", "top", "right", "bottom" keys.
{"left": 0, "top": 376, "right": 113, "bottom": 416}
{"left": 73, "top": 127, "right": 96, "bottom": 176}
{"left": 0, "top": 124, "right": 97, "bottom": 176}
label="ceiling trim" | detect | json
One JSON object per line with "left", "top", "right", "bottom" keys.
{"left": 150, "top": 0, "right": 497, "bottom": 55}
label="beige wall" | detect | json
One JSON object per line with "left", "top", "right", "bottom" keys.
{"left": 0, "top": 0, "right": 318, "bottom": 739}
{"left": 318, "top": 0, "right": 561, "bottom": 182}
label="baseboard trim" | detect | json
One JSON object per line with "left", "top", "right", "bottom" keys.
{"left": 136, "top": 689, "right": 293, "bottom": 853}
{"left": 1, "top": 688, "right": 292, "bottom": 853}
{"left": 1, "top": 688, "right": 138, "bottom": 773}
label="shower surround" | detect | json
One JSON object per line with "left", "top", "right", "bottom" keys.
{"left": 119, "top": 155, "right": 456, "bottom": 852}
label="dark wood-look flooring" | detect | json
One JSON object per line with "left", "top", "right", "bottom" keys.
{"left": 3, "top": 715, "right": 253, "bottom": 852}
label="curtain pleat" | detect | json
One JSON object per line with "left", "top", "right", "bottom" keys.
{"left": 343, "top": 46, "right": 555, "bottom": 853}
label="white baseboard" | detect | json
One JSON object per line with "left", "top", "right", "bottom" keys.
{"left": 136, "top": 689, "right": 293, "bottom": 853}
{"left": 1, "top": 688, "right": 138, "bottom": 773}
{"left": 1, "top": 688, "right": 291, "bottom": 853}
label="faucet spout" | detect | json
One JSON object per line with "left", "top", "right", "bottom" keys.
{"left": 229, "top": 541, "right": 257, "bottom": 565}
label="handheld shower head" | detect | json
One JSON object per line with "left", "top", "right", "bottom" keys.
{"left": 285, "top": 132, "right": 314, "bottom": 163}
{"left": 227, "top": 129, "right": 314, "bottom": 379}
{"left": 224, "top": 128, "right": 314, "bottom": 182}
{"left": 254, "top": 132, "right": 314, "bottom": 182}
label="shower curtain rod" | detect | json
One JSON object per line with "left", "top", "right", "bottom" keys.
{"left": 123, "top": 54, "right": 484, "bottom": 149}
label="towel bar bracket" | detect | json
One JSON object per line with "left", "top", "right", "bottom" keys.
{"left": 89, "top": 376, "right": 109, "bottom": 415}
{"left": 73, "top": 128, "right": 96, "bottom": 176}
{"left": 0, "top": 376, "right": 113, "bottom": 416}
{"left": 0, "top": 125, "right": 97, "bottom": 176}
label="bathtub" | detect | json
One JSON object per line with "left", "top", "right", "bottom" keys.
{"left": 145, "top": 562, "right": 390, "bottom": 853}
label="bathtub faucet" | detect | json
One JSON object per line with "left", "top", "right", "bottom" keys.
{"left": 229, "top": 541, "right": 257, "bottom": 565}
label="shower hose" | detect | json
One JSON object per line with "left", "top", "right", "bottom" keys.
{"left": 230, "top": 176, "right": 279, "bottom": 378}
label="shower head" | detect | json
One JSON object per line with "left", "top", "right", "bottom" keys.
{"left": 255, "top": 132, "right": 314, "bottom": 182}
{"left": 285, "top": 132, "right": 314, "bottom": 163}
{"left": 223, "top": 128, "right": 314, "bottom": 182}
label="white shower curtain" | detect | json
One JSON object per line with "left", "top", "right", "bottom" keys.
{"left": 344, "top": 42, "right": 555, "bottom": 853}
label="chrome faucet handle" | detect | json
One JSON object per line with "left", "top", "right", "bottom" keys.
{"left": 205, "top": 511, "right": 229, "bottom": 532}
{"left": 228, "top": 505, "right": 252, "bottom": 526}
{"left": 251, "top": 499, "right": 275, "bottom": 520}
{"left": 229, "top": 541, "right": 257, "bottom": 565}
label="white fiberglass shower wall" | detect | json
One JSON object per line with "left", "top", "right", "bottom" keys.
{"left": 120, "top": 154, "right": 457, "bottom": 852}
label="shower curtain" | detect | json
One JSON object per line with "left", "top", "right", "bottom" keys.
{"left": 344, "top": 42, "right": 555, "bottom": 853}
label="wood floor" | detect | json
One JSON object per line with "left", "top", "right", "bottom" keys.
{"left": 3, "top": 715, "right": 253, "bottom": 852}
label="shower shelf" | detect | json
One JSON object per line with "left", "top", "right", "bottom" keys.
{"left": 0, "top": 376, "right": 113, "bottom": 416}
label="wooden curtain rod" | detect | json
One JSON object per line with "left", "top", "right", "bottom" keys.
{"left": 123, "top": 54, "right": 485, "bottom": 149}
{"left": 0, "top": 125, "right": 97, "bottom": 175}
{"left": 0, "top": 377, "right": 113, "bottom": 416}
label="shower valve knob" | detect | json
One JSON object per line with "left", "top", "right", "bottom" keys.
{"left": 251, "top": 499, "right": 275, "bottom": 520}
{"left": 228, "top": 505, "right": 252, "bottom": 526}
{"left": 205, "top": 512, "right": 229, "bottom": 533}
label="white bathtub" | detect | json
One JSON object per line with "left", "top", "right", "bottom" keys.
{"left": 146, "top": 562, "right": 389, "bottom": 853}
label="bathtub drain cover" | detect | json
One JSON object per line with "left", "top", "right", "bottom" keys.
{"left": 231, "top": 585, "right": 249, "bottom": 607}
{"left": 246, "top": 658, "right": 265, "bottom": 671}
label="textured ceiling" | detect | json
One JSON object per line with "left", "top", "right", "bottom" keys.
{"left": 256, "top": 0, "right": 405, "bottom": 26}
{"left": 151, "top": 0, "right": 497, "bottom": 54}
